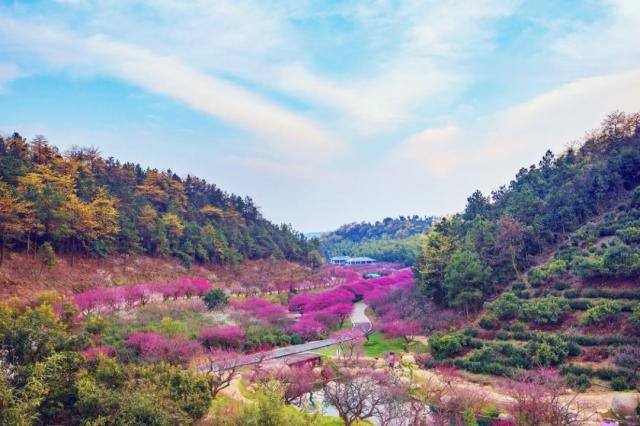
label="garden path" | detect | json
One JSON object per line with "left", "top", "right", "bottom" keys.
{"left": 197, "top": 302, "right": 372, "bottom": 373}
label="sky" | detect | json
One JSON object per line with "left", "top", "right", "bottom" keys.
{"left": 1, "top": 1, "right": 640, "bottom": 233}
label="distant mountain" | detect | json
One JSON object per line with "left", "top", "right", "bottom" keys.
{"left": 304, "top": 231, "right": 325, "bottom": 239}
{"left": 321, "top": 215, "right": 437, "bottom": 265}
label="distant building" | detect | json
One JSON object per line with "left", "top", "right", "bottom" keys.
{"left": 347, "top": 257, "right": 376, "bottom": 265}
{"left": 329, "top": 256, "right": 351, "bottom": 265}
{"left": 329, "top": 256, "right": 376, "bottom": 265}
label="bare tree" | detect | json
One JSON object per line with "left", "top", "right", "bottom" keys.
{"left": 201, "top": 349, "right": 245, "bottom": 398}
{"left": 322, "top": 368, "right": 389, "bottom": 426}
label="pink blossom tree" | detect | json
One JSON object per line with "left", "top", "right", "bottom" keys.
{"left": 288, "top": 293, "right": 313, "bottom": 313}
{"left": 378, "top": 320, "right": 421, "bottom": 343}
{"left": 287, "top": 317, "right": 326, "bottom": 340}
{"left": 127, "top": 331, "right": 200, "bottom": 366}
{"left": 198, "top": 326, "right": 246, "bottom": 350}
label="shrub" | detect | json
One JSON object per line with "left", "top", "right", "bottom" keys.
{"left": 202, "top": 289, "right": 229, "bottom": 310}
{"left": 547, "top": 260, "right": 568, "bottom": 276}
{"left": 567, "top": 298, "right": 592, "bottom": 310}
{"left": 565, "top": 373, "right": 590, "bottom": 392}
{"left": 610, "top": 376, "right": 631, "bottom": 391}
{"left": 553, "top": 280, "right": 570, "bottom": 291}
{"left": 38, "top": 242, "right": 56, "bottom": 270}
{"left": 495, "top": 330, "right": 509, "bottom": 340}
{"left": 616, "top": 226, "right": 640, "bottom": 244}
{"left": 630, "top": 305, "right": 640, "bottom": 332}
{"left": 525, "top": 335, "right": 569, "bottom": 367}
{"left": 520, "top": 296, "right": 572, "bottom": 325}
{"left": 571, "top": 256, "right": 604, "bottom": 279}
{"left": 602, "top": 244, "right": 640, "bottom": 278}
{"left": 428, "top": 332, "right": 463, "bottom": 360}
{"left": 581, "top": 301, "right": 622, "bottom": 326}
{"left": 479, "top": 314, "right": 498, "bottom": 330}
{"left": 486, "top": 292, "right": 522, "bottom": 320}
{"left": 126, "top": 332, "right": 200, "bottom": 365}
{"left": 563, "top": 289, "right": 580, "bottom": 299}
{"left": 527, "top": 268, "right": 549, "bottom": 287}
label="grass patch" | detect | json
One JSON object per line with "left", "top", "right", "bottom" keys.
{"left": 363, "top": 332, "right": 427, "bottom": 357}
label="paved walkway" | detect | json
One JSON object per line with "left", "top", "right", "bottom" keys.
{"left": 350, "top": 301, "right": 372, "bottom": 334}
{"left": 198, "top": 302, "right": 371, "bottom": 372}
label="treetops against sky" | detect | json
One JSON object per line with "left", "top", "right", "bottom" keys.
{"left": 1, "top": 1, "right": 640, "bottom": 231}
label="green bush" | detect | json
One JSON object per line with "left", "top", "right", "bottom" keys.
{"left": 630, "top": 305, "right": 640, "bottom": 332}
{"left": 567, "top": 299, "right": 593, "bottom": 310}
{"left": 564, "top": 289, "right": 580, "bottom": 299}
{"left": 520, "top": 296, "right": 572, "bottom": 325}
{"left": 553, "top": 280, "right": 571, "bottom": 291}
{"left": 486, "top": 292, "right": 523, "bottom": 320}
{"left": 571, "top": 256, "right": 604, "bottom": 279}
{"left": 428, "top": 332, "right": 463, "bottom": 360}
{"left": 581, "top": 300, "right": 622, "bottom": 326}
{"left": 566, "top": 373, "right": 590, "bottom": 392}
{"left": 610, "top": 376, "right": 632, "bottom": 391}
{"left": 202, "top": 289, "right": 229, "bottom": 310}
{"left": 479, "top": 314, "right": 498, "bottom": 330}
{"left": 547, "top": 259, "right": 568, "bottom": 276}
{"left": 495, "top": 330, "right": 509, "bottom": 340}
{"left": 525, "top": 335, "right": 569, "bottom": 366}
{"left": 582, "top": 288, "right": 640, "bottom": 300}
{"left": 527, "top": 267, "right": 549, "bottom": 287}
{"left": 602, "top": 244, "right": 640, "bottom": 278}
{"left": 616, "top": 226, "right": 640, "bottom": 244}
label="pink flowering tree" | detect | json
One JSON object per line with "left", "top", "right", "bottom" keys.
{"left": 127, "top": 331, "right": 200, "bottom": 366}
{"left": 198, "top": 326, "right": 246, "bottom": 350}
{"left": 287, "top": 317, "right": 326, "bottom": 340}
{"left": 230, "top": 297, "right": 289, "bottom": 326}
{"left": 288, "top": 293, "right": 313, "bottom": 313}
{"left": 378, "top": 320, "right": 421, "bottom": 343}
{"left": 312, "top": 303, "right": 352, "bottom": 328}
{"left": 305, "top": 289, "right": 354, "bottom": 312}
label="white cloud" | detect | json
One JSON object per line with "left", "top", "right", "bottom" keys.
{"left": 393, "top": 68, "right": 640, "bottom": 180}
{"left": 274, "top": 0, "right": 515, "bottom": 132}
{"left": 225, "top": 155, "right": 317, "bottom": 180}
{"left": 392, "top": 125, "right": 463, "bottom": 177}
{"left": 0, "top": 16, "right": 340, "bottom": 161}
{"left": 0, "top": 63, "right": 22, "bottom": 91}
{"left": 551, "top": 0, "right": 640, "bottom": 75}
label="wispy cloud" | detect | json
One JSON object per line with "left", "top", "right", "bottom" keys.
{"left": 393, "top": 68, "right": 640, "bottom": 180}
{"left": 0, "top": 63, "right": 22, "bottom": 91}
{"left": 0, "top": 16, "right": 340, "bottom": 161}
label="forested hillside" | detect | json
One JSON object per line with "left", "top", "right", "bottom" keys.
{"left": 412, "top": 111, "right": 640, "bottom": 390}
{"left": 321, "top": 215, "right": 435, "bottom": 264}
{"left": 0, "top": 133, "right": 321, "bottom": 268}
{"left": 415, "top": 111, "right": 640, "bottom": 313}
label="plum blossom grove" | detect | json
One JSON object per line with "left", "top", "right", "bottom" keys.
{"left": 285, "top": 268, "right": 415, "bottom": 340}
{"left": 72, "top": 266, "right": 371, "bottom": 315}
{"left": 79, "top": 267, "right": 418, "bottom": 365}
{"left": 74, "top": 278, "right": 213, "bottom": 314}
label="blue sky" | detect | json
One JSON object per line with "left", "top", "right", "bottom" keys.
{"left": 1, "top": 1, "right": 640, "bottom": 232}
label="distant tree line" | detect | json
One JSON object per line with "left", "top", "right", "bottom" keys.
{"left": 321, "top": 215, "right": 436, "bottom": 264}
{"left": 0, "top": 133, "right": 321, "bottom": 267}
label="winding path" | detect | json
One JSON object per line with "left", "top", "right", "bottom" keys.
{"left": 198, "top": 302, "right": 372, "bottom": 372}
